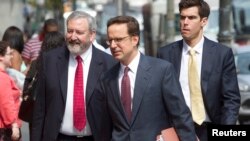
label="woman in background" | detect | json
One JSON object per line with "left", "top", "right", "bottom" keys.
{"left": 2, "top": 26, "right": 26, "bottom": 91}
{"left": 2, "top": 26, "right": 25, "bottom": 72}
{"left": 0, "top": 41, "right": 21, "bottom": 141}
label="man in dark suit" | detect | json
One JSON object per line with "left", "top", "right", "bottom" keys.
{"left": 157, "top": 0, "right": 241, "bottom": 141}
{"left": 31, "top": 11, "right": 116, "bottom": 141}
{"left": 101, "top": 15, "right": 197, "bottom": 141}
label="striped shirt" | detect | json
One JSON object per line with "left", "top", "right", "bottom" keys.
{"left": 22, "top": 36, "right": 42, "bottom": 62}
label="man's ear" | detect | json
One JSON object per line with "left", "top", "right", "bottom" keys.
{"left": 132, "top": 36, "right": 139, "bottom": 47}
{"left": 90, "top": 31, "right": 96, "bottom": 42}
{"left": 201, "top": 17, "right": 208, "bottom": 27}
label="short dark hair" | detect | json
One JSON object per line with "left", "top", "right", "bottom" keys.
{"left": 107, "top": 16, "right": 140, "bottom": 46}
{"left": 179, "top": 0, "right": 210, "bottom": 19}
{"left": 40, "top": 31, "right": 66, "bottom": 52}
{"left": 2, "top": 26, "right": 24, "bottom": 53}
{"left": 44, "top": 18, "right": 58, "bottom": 32}
{"left": 36, "top": 31, "right": 66, "bottom": 71}
{"left": 0, "top": 41, "right": 10, "bottom": 56}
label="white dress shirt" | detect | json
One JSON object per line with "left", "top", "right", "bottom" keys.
{"left": 60, "top": 45, "right": 92, "bottom": 136}
{"left": 179, "top": 37, "right": 211, "bottom": 122}
{"left": 119, "top": 51, "right": 140, "bottom": 109}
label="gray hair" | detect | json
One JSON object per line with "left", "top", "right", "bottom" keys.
{"left": 66, "top": 11, "right": 97, "bottom": 32}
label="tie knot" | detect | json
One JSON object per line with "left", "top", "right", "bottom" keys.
{"left": 124, "top": 67, "right": 129, "bottom": 74}
{"left": 189, "top": 49, "right": 196, "bottom": 56}
{"left": 76, "top": 56, "right": 82, "bottom": 63}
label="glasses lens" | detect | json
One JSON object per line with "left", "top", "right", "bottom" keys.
{"left": 106, "top": 36, "right": 130, "bottom": 46}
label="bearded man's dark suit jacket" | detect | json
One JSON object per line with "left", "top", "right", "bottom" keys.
{"left": 157, "top": 37, "right": 241, "bottom": 125}
{"left": 31, "top": 45, "right": 116, "bottom": 141}
{"left": 101, "top": 54, "right": 197, "bottom": 141}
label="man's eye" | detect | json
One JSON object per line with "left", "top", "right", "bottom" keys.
{"left": 76, "top": 31, "right": 85, "bottom": 35}
{"left": 180, "top": 16, "right": 185, "bottom": 20}
{"left": 67, "top": 30, "right": 73, "bottom": 33}
{"left": 115, "top": 38, "right": 122, "bottom": 42}
{"left": 188, "top": 16, "right": 196, "bottom": 20}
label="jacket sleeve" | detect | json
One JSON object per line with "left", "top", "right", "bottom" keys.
{"left": 0, "top": 73, "right": 17, "bottom": 127}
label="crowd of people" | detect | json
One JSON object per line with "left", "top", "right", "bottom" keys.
{"left": 0, "top": 17, "right": 66, "bottom": 141}
{"left": 0, "top": 0, "right": 240, "bottom": 141}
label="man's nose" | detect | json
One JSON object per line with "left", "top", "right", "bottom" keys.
{"left": 68, "top": 31, "right": 77, "bottom": 40}
{"left": 70, "top": 32, "right": 78, "bottom": 40}
{"left": 184, "top": 17, "right": 189, "bottom": 24}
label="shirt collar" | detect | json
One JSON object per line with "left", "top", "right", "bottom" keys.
{"left": 183, "top": 36, "right": 204, "bottom": 55}
{"left": 120, "top": 51, "right": 140, "bottom": 74}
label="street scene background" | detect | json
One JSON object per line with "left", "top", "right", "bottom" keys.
{"left": 0, "top": 0, "right": 249, "bottom": 140}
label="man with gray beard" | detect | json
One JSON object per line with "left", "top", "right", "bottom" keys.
{"left": 31, "top": 11, "right": 116, "bottom": 141}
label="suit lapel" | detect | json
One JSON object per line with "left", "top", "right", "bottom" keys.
{"left": 131, "top": 55, "right": 151, "bottom": 124}
{"left": 57, "top": 47, "right": 70, "bottom": 103}
{"left": 86, "top": 47, "right": 105, "bottom": 105}
{"left": 172, "top": 41, "right": 183, "bottom": 78}
{"left": 108, "top": 58, "right": 152, "bottom": 125}
{"left": 107, "top": 55, "right": 152, "bottom": 125}
{"left": 108, "top": 64, "right": 126, "bottom": 118}
{"left": 201, "top": 38, "right": 216, "bottom": 95}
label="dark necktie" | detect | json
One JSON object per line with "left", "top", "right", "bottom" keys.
{"left": 121, "top": 67, "right": 132, "bottom": 122}
{"left": 73, "top": 56, "right": 86, "bottom": 131}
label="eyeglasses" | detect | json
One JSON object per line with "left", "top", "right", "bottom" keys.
{"left": 106, "top": 36, "right": 130, "bottom": 46}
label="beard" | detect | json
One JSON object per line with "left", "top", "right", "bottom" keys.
{"left": 67, "top": 39, "right": 91, "bottom": 55}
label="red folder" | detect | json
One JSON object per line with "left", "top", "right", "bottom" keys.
{"left": 156, "top": 127, "right": 179, "bottom": 141}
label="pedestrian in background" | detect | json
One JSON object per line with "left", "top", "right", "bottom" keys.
{"left": 101, "top": 15, "right": 197, "bottom": 141}
{"left": 19, "top": 31, "right": 66, "bottom": 141}
{"left": 157, "top": 0, "right": 240, "bottom": 140}
{"left": 0, "top": 41, "right": 21, "bottom": 141}
{"left": 31, "top": 11, "right": 116, "bottom": 141}
{"left": 2, "top": 26, "right": 26, "bottom": 91}
{"left": 2, "top": 26, "right": 25, "bottom": 72}
{"left": 21, "top": 18, "right": 59, "bottom": 70}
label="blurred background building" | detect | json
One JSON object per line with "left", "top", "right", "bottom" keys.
{"left": 0, "top": 1, "right": 250, "bottom": 139}
{"left": 1, "top": 0, "right": 250, "bottom": 56}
